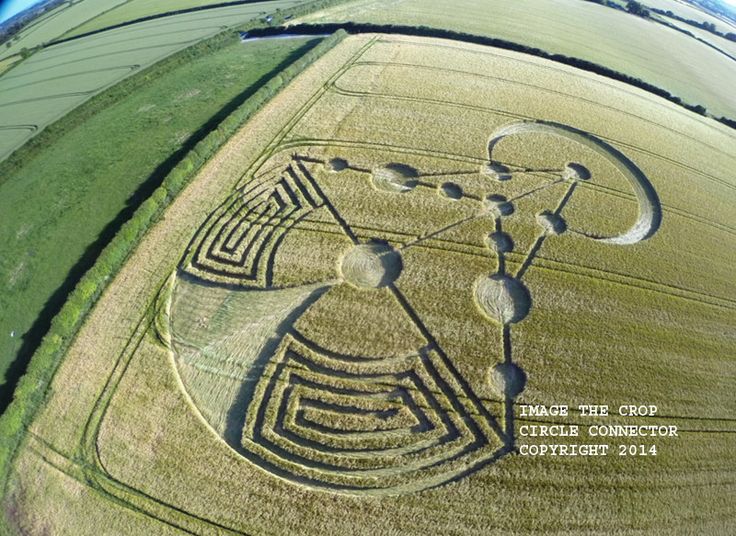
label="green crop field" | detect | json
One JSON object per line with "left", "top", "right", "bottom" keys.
{"left": 0, "top": 35, "right": 322, "bottom": 408}
{"left": 642, "top": 0, "right": 736, "bottom": 32}
{"left": 659, "top": 15, "right": 736, "bottom": 57}
{"left": 3, "top": 31, "right": 733, "bottom": 534}
{"left": 65, "top": 0, "right": 301, "bottom": 38}
{"left": 0, "top": 0, "right": 306, "bottom": 161}
{"left": 0, "top": 55, "right": 20, "bottom": 75}
{"left": 0, "top": 0, "right": 129, "bottom": 61}
{"left": 296, "top": 0, "right": 736, "bottom": 119}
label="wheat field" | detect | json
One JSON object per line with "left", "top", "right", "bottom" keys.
{"left": 4, "top": 33, "right": 735, "bottom": 534}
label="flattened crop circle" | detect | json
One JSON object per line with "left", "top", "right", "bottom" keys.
{"left": 475, "top": 275, "right": 531, "bottom": 325}
{"left": 439, "top": 181, "right": 463, "bottom": 199}
{"left": 486, "top": 231, "right": 513, "bottom": 253}
{"left": 372, "top": 163, "right": 419, "bottom": 192}
{"left": 340, "top": 242, "right": 403, "bottom": 288}
{"left": 327, "top": 157, "right": 349, "bottom": 172}
{"left": 491, "top": 362, "right": 527, "bottom": 398}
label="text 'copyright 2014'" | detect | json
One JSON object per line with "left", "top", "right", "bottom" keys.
{"left": 517, "top": 404, "right": 676, "bottom": 457}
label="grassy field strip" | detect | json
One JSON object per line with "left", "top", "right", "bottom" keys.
{"left": 0, "top": 64, "right": 142, "bottom": 94}
{"left": 0, "top": 0, "right": 307, "bottom": 161}
{"left": 643, "top": 0, "right": 736, "bottom": 33}
{"left": 65, "top": 0, "right": 304, "bottom": 38}
{"left": 662, "top": 16, "right": 736, "bottom": 57}
{"left": 0, "top": 0, "right": 129, "bottom": 62}
{"left": 14, "top": 25, "right": 230, "bottom": 67}
{"left": 296, "top": 0, "right": 736, "bottom": 118}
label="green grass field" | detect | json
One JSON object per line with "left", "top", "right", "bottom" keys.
{"left": 659, "top": 14, "right": 736, "bottom": 57}
{"left": 0, "top": 54, "right": 20, "bottom": 74}
{"left": 4, "top": 31, "right": 733, "bottom": 534}
{"left": 296, "top": 0, "right": 736, "bottom": 118}
{"left": 0, "top": 36, "right": 322, "bottom": 410}
{"left": 0, "top": 0, "right": 306, "bottom": 161}
{"left": 0, "top": 0, "right": 129, "bottom": 61}
{"left": 65, "top": 0, "right": 302, "bottom": 37}
{"left": 642, "top": 0, "right": 736, "bottom": 32}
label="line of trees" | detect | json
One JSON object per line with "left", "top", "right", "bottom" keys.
{"left": 582, "top": 0, "right": 628, "bottom": 13}
{"left": 625, "top": 1, "right": 650, "bottom": 18}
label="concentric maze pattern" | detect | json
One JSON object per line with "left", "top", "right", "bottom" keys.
{"left": 177, "top": 156, "right": 509, "bottom": 493}
{"left": 171, "top": 124, "right": 660, "bottom": 494}
{"left": 240, "top": 331, "right": 506, "bottom": 493}
{"left": 184, "top": 163, "right": 327, "bottom": 287}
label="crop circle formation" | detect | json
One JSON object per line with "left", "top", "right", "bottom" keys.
{"left": 339, "top": 242, "right": 402, "bottom": 288}
{"left": 167, "top": 121, "right": 660, "bottom": 495}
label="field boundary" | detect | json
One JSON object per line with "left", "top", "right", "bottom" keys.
{"left": 0, "top": 30, "right": 348, "bottom": 526}
{"left": 248, "top": 22, "right": 736, "bottom": 131}
{"left": 0, "top": 0, "right": 350, "bottom": 172}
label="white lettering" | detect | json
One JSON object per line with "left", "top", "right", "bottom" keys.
{"left": 519, "top": 404, "right": 568, "bottom": 417}
{"left": 578, "top": 404, "right": 609, "bottom": 416}
{"left": 618, "top": 405, "right": 657, "bottom": 416}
